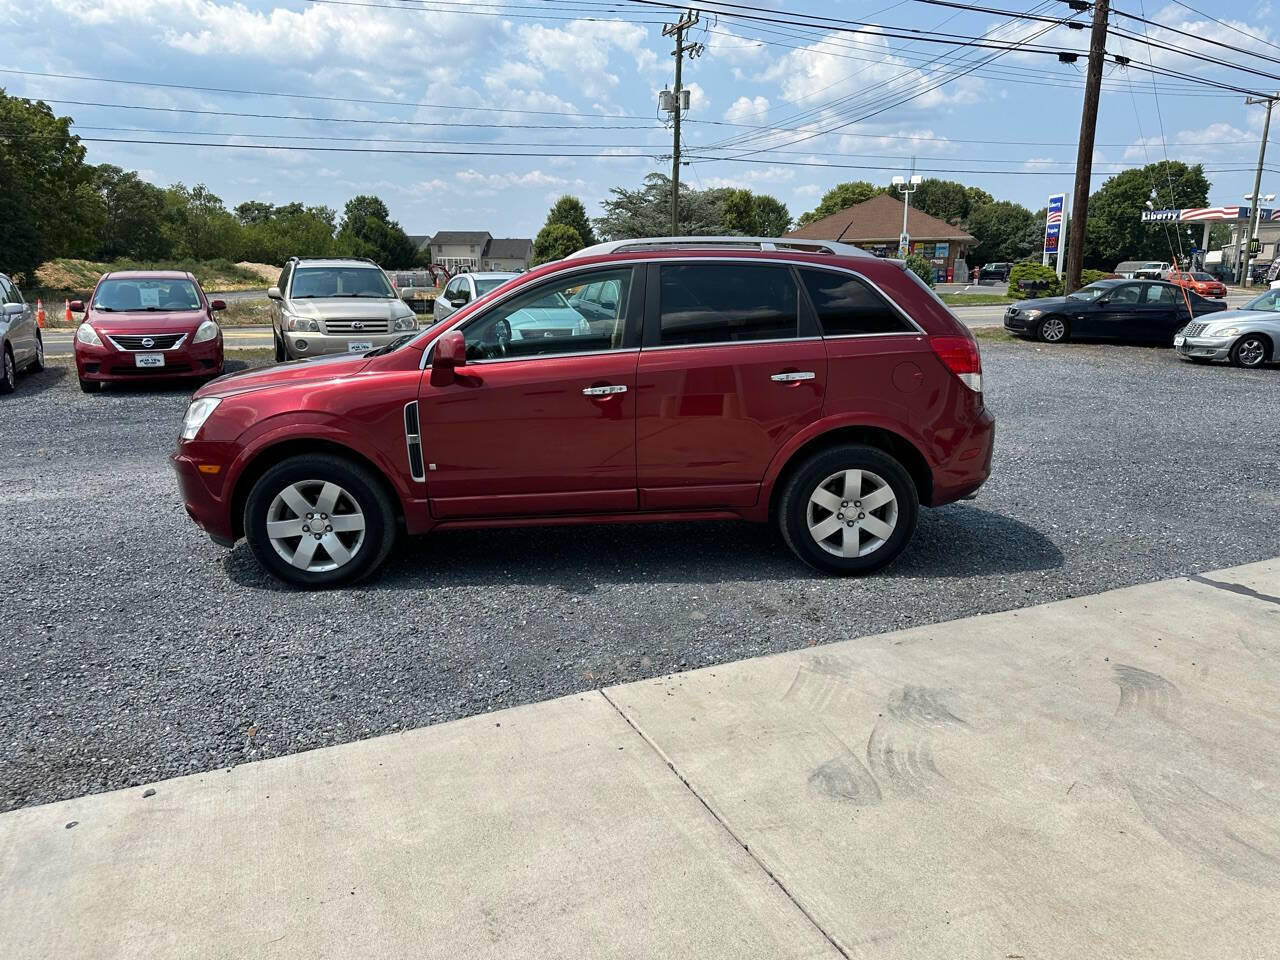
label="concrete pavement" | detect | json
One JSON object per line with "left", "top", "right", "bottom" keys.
{"left": 3, "top": 560, "right": 1278, "bottom": 958}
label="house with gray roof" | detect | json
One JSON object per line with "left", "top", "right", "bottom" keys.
{"left": 423, "top": 231, "right": 533, "bottom": 272}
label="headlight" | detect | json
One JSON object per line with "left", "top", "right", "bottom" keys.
{"left": 180, "top": 397, "right": 222, "bottom": 441}
{"left": 1206, "top": 327, "right": 1239, "bottom": 338}
{"left": 1023, "top": 308, "right": 1043, "bottom": 318}
{"left": 393, "top": 315, "right": 417, "bottom": 331}
{"left": 284, "top": 313, "right": 319, "bottom": 332}
{"left": 193, "top": 319, "right": 220, "bottom": 343}
{"left": 76, "top": 322, "right": 102, "bottom": 346}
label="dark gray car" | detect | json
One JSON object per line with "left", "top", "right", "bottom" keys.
{"left": 0, "top": 273, "right": 44, "bottom": 393}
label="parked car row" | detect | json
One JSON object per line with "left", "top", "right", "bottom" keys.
{"left": 1004, "top": 277, "right": 1280, "bottom": 368}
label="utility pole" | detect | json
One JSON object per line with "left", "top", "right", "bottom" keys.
{"left": 892, "top": 174, "right": 923, "bottom": 257}
{"left": 662, "top": 10, "right": 701, "bottom": 236}
{"left": 1241, "top": 94, "right": 1277, "bottom": 286}
{"left": 1063, "top": 0, "right": 1109, "bottom": 294}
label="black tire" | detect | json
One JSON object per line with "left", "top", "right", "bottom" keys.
{"left": 78, "top": 377, "right": 98, "bottom": 393}
{"left": 1036, "top": 314, "right": 1069, "bottom": 343}
{"left": 30, "top": 334, "right": 45, "bottom": 372}
{"left": 274, "top": 331, "right": 286, "bottom": 363}
{"left": 778, "top": 444, "right": 919, "bottom": 576}
{"left": 244, "top": 453, "right": 398, "bottom": 589}
{"left": 0, "top": 348, "right": 14, "bottom": 394}
{"left": 1230, "top": 334, "right": 1270, "bottom": 369}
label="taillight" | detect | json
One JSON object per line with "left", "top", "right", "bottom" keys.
{"left": 930, "top": 335, "right": 982, "bottom": 392}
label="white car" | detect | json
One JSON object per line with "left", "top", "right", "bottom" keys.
{"left": 433, "top": 272, "right": 517, "bottom": 321}
{"left": 1176, "top": 287, "right": 1280, "bottom": 368}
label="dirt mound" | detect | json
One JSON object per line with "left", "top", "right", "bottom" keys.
{"left": 235, "top": 262, "right": 280, "bottom": 283}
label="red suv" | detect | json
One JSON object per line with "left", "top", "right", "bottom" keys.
{"left": 172, "top": 239, "right": 993, "bottom": 588}
{"left": 73, "top": 270, "right": 225, "bottom": 391}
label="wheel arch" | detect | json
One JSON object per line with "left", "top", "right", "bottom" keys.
{"left": 1235, "top": 330, "right": 1275, "bottom": 361}
{"left": 766, "top": 424, "right": 934, "bottom": 521}
{"left": 229, "top": 437, "right": 404, "bottom": 539}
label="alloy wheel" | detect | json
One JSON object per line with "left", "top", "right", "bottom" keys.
{"left": 266, "top": 480, "right": 367, "bottom": 572}
{"left": 2, "top": 351, "right": 13, "bottom": 389}
{"left": 806, "top": 469, "right": 899, "bottom": 558}
{"left": 1236, "top": 337, "right": 1266, "bottom": 367}
{"left": 1040, "top": 317, "right": 1066, "bottom": 342}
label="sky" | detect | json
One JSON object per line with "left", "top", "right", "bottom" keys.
{"left": 2, "top": 0, "right": 1279, "bottom": 240}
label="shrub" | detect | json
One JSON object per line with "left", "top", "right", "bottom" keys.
{"left": 904, "top": 253, "right": 935, "bottom": 287}
{"left": 1080, "top": 268, "right": 1110, "bottom": 286}
{"left": 1007, "top": 261, "right": 1061, "bottom": 299}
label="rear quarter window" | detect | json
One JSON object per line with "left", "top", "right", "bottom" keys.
{"left": 799, "top": 268, "right": 912, "bottom": 336}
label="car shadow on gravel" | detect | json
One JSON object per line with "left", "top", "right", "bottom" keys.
{"left": 10, "top": 364, "right": 68, "bottom": 397}
{"left": 221, "top": 506, "right": 1061, "bottom": 592}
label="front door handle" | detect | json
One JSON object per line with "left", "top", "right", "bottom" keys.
{"left": 771, "top": 371, "right": 815, "bottom": 382}
{"left": 582, "top": 384, "right": 627, "bottom": 396}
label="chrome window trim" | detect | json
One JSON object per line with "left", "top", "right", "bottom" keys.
{"left": 465, "top": 347, "right": 640, "bottom": 366}
{"left": 821, "top": 331, "right": 925, "bottom": 342}
{"left": 642, "top": 336, "right": 823, "bottom": 352}
{"left": 417, "top": 255, "right": 927, "bottom": 369}
{"left": 106, "top": 333, "right": 189, "bottom": 352}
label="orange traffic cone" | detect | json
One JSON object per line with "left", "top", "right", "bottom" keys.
{"left": 64, "top": 298, "right": 73, "bottom": 324}
{"left": 36, "top": 298, "right": 45, "bottom": 328}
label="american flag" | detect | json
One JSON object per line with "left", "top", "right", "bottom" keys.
{"left": 1046, "top": 211, "right": 1062, "bottom": 225}
{"left": 1180, "top": 206, "right": 1245, "bottom": 221}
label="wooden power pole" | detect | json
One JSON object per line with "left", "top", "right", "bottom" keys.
{"left": 1064, "top": 0, "right": 1110, "bottom": 294}
{"left": 662, "top": 10, "right": 701, "bottom": 236}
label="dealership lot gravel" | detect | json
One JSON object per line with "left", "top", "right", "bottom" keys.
{"left": 2, "top": 342, "right": 1278, "bottom": 811}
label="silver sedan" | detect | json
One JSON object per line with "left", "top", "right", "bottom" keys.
{"left": 1175, "top": 288, "right": 1280, "bottom": 369}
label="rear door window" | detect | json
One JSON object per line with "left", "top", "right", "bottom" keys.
{"left": 657, "top": 263, "right": 798, "bottom": 346}
{"left": 799, "top": 268, "right": 912, "bottom": 336}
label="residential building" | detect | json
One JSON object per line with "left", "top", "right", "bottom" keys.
{"left": 787, "top": 193, "right": 975, "bottom": 281}
{"left": 419, "top": 232, "right": 534, "bottom": 272}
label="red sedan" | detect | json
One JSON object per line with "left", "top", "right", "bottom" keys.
{"left": 73, "top": 270, "right": 225, "bottom": 392}
{"left": 1165, "top": 270, "right": 1227, "bottom": 298}
{"left": 172, "top": 239, "right": 994, "bottom": 588}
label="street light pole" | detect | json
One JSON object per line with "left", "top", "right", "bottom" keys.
{"left": 892, "top": 174, "right": 922, "bottom": 258}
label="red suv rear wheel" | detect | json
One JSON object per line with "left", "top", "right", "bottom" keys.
{"left": 778, "top": 444, "right": 919, "bottom": 575}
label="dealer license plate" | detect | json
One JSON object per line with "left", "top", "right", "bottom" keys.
{"left": 347, "top": 340, "right": 373, "bottom": 352}
{"left": 135, "top": 352, "right": 165, "bottom": 368}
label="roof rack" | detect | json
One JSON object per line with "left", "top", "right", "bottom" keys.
{"left": 566, "top": 236, "right": 874, "bottom": 259}
{"left": 287, "top": 256, "right": 379, "bottom": 264}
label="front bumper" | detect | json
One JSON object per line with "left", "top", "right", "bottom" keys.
{"left": 1003, "top": 310, "right": 1036, "bottom": 336}
{"left": 1175, "top": 334, "right": 1233, "bottom": 361}
{"left": 284, "top": 329, "right": 412, "bottom": 359}
{"left": 171, "top": 444, "right": 237, "bottom": 546}
{"left": 76, "top": 336, "right": 223, "bottom": 382}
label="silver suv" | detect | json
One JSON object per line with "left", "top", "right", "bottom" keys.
{"left": 269, "top": 257, "right": 418, "bottom": 361}
{"left": 0, "top": 272, "right": 44, "bottom": 393}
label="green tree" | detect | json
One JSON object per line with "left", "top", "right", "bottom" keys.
{"left": 595, "top": 174, "right": 733, "bottom": 239}
{"left": 904, "top": 252, "right": 936, "bottom": 287}
{"left": 1081, "top": 161, "right": 1211, "bottom": 269}
{"left": 722, "top": 189, "right": 756, "bottom": 234}
{"left": 796, "top": 181, "right": 887, "bottom": 227}
{"left": 752, "top": 194, "right": 791, "bottom": 235}
{"left": 0, "top": 91, "right": 93, "bottom": 280}
{"left": 164, "top": 183, "right": 242, "bottom": 260}
{"left": 531, "top": 223, "right": 583, "bottom": 265}
{"left": 722, "top": 189, "right": 792, "bottom": 236}
{"left": 335, "top": 194, "right": 418, "bottom": 267}
{"left": 544, "top": 195, "right": 596, "bottom": 247}
{"left": 238, "top": 202, "right": 336, "bottom": 263}
{"left": 964, "top": 186, "right": 994, "bottom": 211}
{"left": 91, "top": 165, "right": 171, "bottom": 260}
{"left": 234, "top": 201, "right": 275, "bottom": 226}
{"left": 967, "top": 201, "right": 1036, "bottom": 264}
{"left": 910, "top": 179, "right": 972, "bottom": 224}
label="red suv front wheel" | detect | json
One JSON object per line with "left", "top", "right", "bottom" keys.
{"left": 778, "top": 444, "right": 919, "bottom": 575}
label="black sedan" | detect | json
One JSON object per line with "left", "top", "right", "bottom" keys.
{"left": 1003, "top": 279, "right": 1228, "bottom": 344}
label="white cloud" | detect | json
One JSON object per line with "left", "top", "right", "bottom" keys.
{"left": 455, "top": 168, "right": 580, "bottom": 190}
{"left": 1123, "top": 122, "right": 1252, "bottom": 162}
{"left": 724, "top": 95, "right": 770, "bottom": 124}
{"left": 516, "top": 19, "right": 661, "bottom": 99}
{"left": 684, "top": 82, "right": 709, "bottom": 113}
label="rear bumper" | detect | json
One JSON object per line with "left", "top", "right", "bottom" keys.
{"left": 931, "top": 404, "right": 996, "bottom": 506}
{"left": 171, "top": 445, "right": 237, "bottom": 546}
{"left": 76, "top": 337, "right": 223, "bottom": 381}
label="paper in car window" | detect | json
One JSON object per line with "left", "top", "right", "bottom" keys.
{"left": 140, "top": 287, "right": 160, "bottom": 308}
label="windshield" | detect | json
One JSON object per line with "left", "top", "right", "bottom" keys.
{"left": 93, "top": 278, "right": 201, "bottom": 312}
{"left": 1191, "top": 273, "right": 1214, "bottom": 282}
{"left": 1067, "top": 283, "right": 1111, "bottom": 302}
{"left": 475, "top": 278, "right": 510, "bottom": 296}
{"left": 291, "top": 267, "right": 394, "bottom": 299}
{"left": 1243, "top": 288, "right": 1280, "bottom": 311}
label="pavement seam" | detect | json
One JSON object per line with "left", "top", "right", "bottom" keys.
{"left": 1189, "top": 574, "right": 1280, "bottom": 607}
{"left": 598, "top": 687, "right": 852, "bottom": 960}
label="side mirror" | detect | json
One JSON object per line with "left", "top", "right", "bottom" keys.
{"left": 267, "top": 286, "right": 283, "bottom": 301}
{"left": 69, "top": 300, "right": 85, "bottom": 313}
{"left": 450, "top": 296, "right": 468, "bottom": 308}
{"left": 210, "top": 299, "right": 227, "bottom": 312}
{"left": 430, "top": 330, "right": 466, "bottom": 387}
{"left": 3, "top": 302, "right": 22, "bottom": 317}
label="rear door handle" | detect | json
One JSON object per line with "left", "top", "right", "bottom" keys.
{"left": 771, "top": 371, "right": 815, "bottom": 382}
{"left": 582, "top": 384, "right": 627, "bottom": 396}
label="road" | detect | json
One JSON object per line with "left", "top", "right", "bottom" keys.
{"left": 3, "top": 342, "right": 1278, "bottom": 812}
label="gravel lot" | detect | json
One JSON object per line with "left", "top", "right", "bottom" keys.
{"left": 3, "top": 343, "right": 1278, "bottom": 811}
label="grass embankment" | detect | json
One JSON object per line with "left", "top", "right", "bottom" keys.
{"left": 30, "top": 258, "right": 276, "bottom": 307}
{"left": 939, "top": 293, "right": 1018, "bottom": 306}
